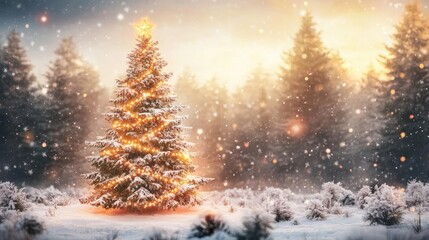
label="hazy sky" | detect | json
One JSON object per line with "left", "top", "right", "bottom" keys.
{"left": 1, "top": 0, "right": 429, "bottom": 89}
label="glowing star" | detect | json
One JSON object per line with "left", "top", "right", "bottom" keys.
{"left": 400, "top": 132, "right": 406, "bottom": 138}
{"left": 134, "top": 18, "right": 154, "bottom": 37}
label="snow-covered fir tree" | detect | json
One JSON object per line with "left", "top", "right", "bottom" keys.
{"left": 378, "top": 2, "right": 429, "bottom": 184}
{"left": 85, "top": 18, "right": 210, "bottom": 210}
{"left": 0, "top": 31, "right": 42, "bottom": 184}
{"left": 275, "top": 12, "right": 350, "bottom": 187}
{"left": 224, "top": 68, "right": 275, "bottom": 188}
{"left": 198, "top": 78, "right": 229, "bottom": 183}
{"left": 345, "top": 67, "right": 385, "bottom": 186}
{"left": 45, "top": 37, "right": 102, "bottom": 186}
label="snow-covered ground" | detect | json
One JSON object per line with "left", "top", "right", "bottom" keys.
{"left": 27, "top": 190, "right": 428, "bottom": 240}
{"left": 2, "top": 183, "right": 429, "bottom": 240}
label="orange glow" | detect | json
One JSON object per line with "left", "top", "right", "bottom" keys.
{"left": 286, "top": 118, "right": 307, "bottom": 138}
{"left": 95, "top": 23, "right": 198, "bottom": 210}
{"left": 40, "top": 15, "right": 48, "bottom": 23}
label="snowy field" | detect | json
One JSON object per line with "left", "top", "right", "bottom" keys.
{"left": 35, "top": 198, "right": 428, "bottom": 240}
{"left": 0, "top": 184, "right": 419, "bottom": 240}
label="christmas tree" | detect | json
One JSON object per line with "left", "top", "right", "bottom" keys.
{"left": 85, "top": 18, "right": 210, "bottom": 210}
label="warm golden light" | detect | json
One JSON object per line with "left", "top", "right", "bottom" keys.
{"left": 134, "top": 17, "right": 154, "bottom": 37}
{"left": 286, "top": 118, "right": 307, "bottom": 138}
{"left": 94, "top": 32, "right": 200, "bottom": 210}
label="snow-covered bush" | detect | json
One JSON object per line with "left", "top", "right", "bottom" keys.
{"left": 218, "top": 188, "right": 255, "bottom": 208}
{"left": 144, "top": 229, "right": 179, "bottom": 240}
{"left": 17, "top": 217, "right": 44, "bottom": 236}
{"left": 363, "top": 184, "right": 404, "bottom": 225}
{"left": 328, "top": 202, "right": 343, "bottom": 215}
{"left": 320, "top": 182, "right": 355, "bottom": 208}
{"left": 405, "top": 180, "right": 429, "bottom": 208}
{"left": 97, "top": 231, "right": 119, "bottom": 240}
{"left": 189, "top": 212, "right": 230, "bottom": 238}
{"left": 343, "top": 211, "right": 352, "bottom": 218}
{"left": 271, "top": 201, "right": 294, "bottom": 222}
{"left": 23, "top": 186, "right": 72, "bottom": 206}
{"left": 258, "top": 189, "right": 294, "bottom": 222}
{"left": 306, "top": 199, "right": 327, "bottom": 220}
{"left": 0, "top": 215, "right": 44, "bottom": 240}
{"left": 234, "top": 211, "right": 273, "bottom": 240}
{"left": 0, "top": 182, "right": 29, "bottom": 212}
{"left": 258, "top": 187, "right": 293, "bottom": 203}
{"left": 356, "top": 186, "right": 372, "bottom": 209}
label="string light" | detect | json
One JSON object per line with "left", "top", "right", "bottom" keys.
{"left": 91, "top": 18, "right": 201, "bottom": 210}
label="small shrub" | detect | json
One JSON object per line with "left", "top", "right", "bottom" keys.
{"left": 363, "top": 184, "right": 404, "bottom": 225}
{"left": 356, "top": 186, "right": 372, "bottom": 209}
{"left": 306, "top": 200, "right": 327, "bottom": 220}
{"left": 144, "top": 229, "right": 179, "bottom": 240}
{"left": 0, "top": 215, "right": 44, "bottom": 240}
{"left": 189, "top": 213, "right": 230, "bottom": 238}
{"left": 341, "top": 191, "right": 356, "bottom": 206}
{"left": 258, "top": 188, "right": 294, "bottom": 222}
{"left": 18, "top": 217, "right": 44, "bottom": 236}
{"left": 23, "top": 186, "right": 71, "bottom": 206}
{"left": 292, "top": 220, "right": 299, "bottom": 225}
{"left": 412, "top": 215, "right": 422, "bottom": 234}
{"left": 343, "top": 211, "right": 352, "bottom": 218}
{"left": 258, "top": 188, "right": 293, "bottom": 203}
{"left": 272, "top": 202, "right": 293, "bottom": 222}
{"left": 234, "top": 212, "right": 273, "bottom": 240}
{"left": 229, "top": 206, "right": 235, "bottom": 213}
{"left": 0, "top": 182, "right": 29, "bottom": 212}
{"left": 217, "top": 188, "right": 254, "bottom": 208}
{"left": 405, "top": 180, "right": 428, "bottom": 208}
{"left": 45, "top": 207, "right": 57, "bottom": 217}
{"left": 96, "top": 230, "right": 119, "bottom": 240}
{"left": 328, "top": 203, "right": 343, "bottom": 215}
{"left": 320, "top": 182, "right": 355, "bottom": 208}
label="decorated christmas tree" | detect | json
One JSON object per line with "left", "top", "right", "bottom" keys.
{"left": 85, "top": 18, "right": 210, "bottom": 210}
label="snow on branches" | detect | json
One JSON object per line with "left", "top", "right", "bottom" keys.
{"left": 84, "top": 18, "right": 211, "bottom": 211}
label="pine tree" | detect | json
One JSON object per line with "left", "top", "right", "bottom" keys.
{"left": 224, "top": 68, "right": 275, "bottom": 188}
{"left": 378, "top": 2, "right": 429, "bottom": 183}
{"left": 175, "top": 70, "right": 201, "bottom": 144}
{"left": 0, "top": 31, "right": 41, "bottom": 184}
{"left": 346, "top": 67, "right": 385, "bottom": 186}
{"left": 275, "top": 12, "right": 350, "bottom": 188}
{"left": 45, "top": 37, "right": 101, "bottom": 186}
{"left": 198, "top": 78, "right": 229, "bottom": 184}
{"left": 85, "top": 18, "right": 210, "bottom": 210}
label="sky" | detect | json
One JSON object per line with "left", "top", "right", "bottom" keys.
{"left": 1, "top": 0, "right": 429, "bottom": 90}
